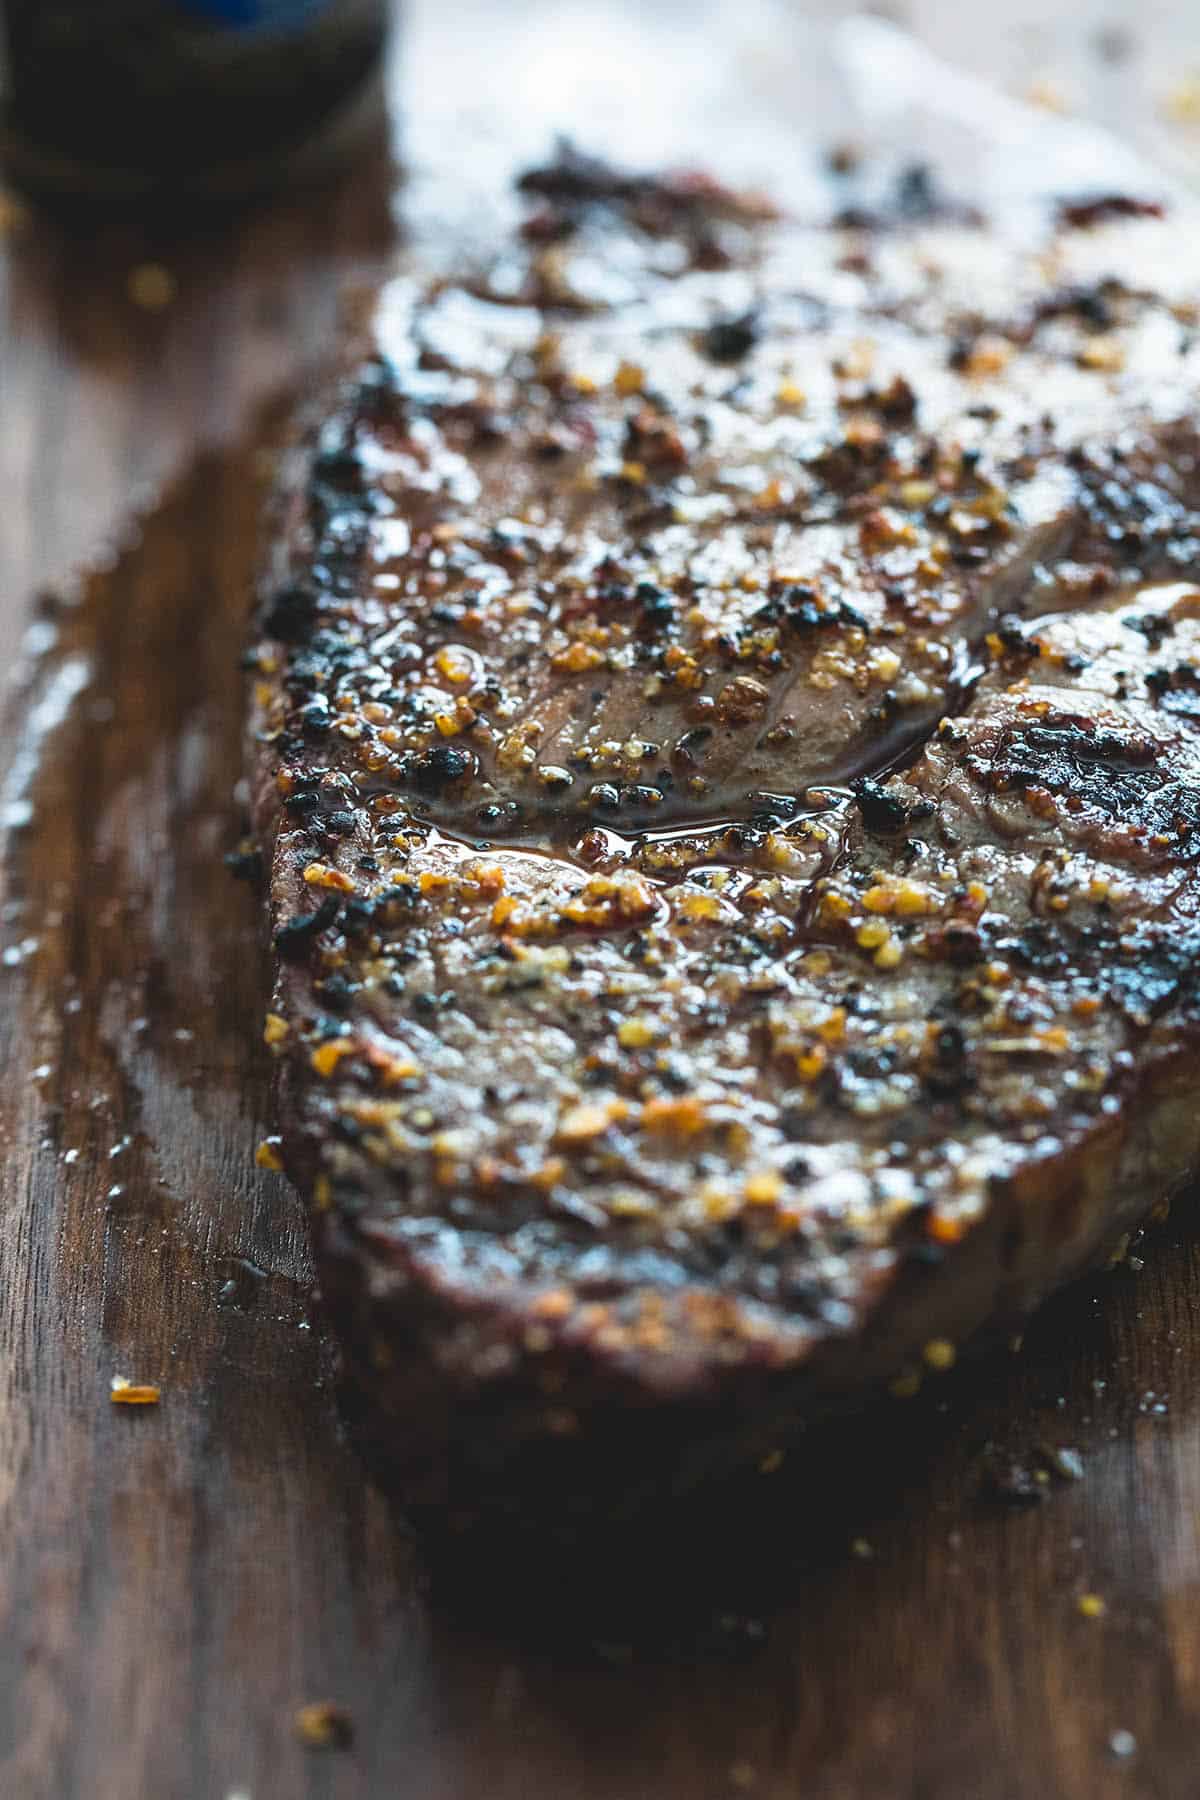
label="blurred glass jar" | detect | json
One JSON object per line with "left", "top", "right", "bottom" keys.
{"left": 0, "top": 1, "right": 390, "bottom": 205}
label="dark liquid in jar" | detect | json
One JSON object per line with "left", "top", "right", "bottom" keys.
{"left": 0, "top": 0, "right": 390, "bottom": 203}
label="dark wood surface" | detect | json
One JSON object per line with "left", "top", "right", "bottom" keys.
{"left": 4, "top": 4, "right": 1200, "bottom": 1796}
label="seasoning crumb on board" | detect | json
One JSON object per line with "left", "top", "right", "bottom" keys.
{"left": 126, "top": 263, "right": 177, "bottom": 311}
{"left": 109, "top": 1375, "right": 161, "bottom": 1406}
{"left": 1077, "top": 1593, "right": 1107, "bottom": 1619}
{"left": 0, "top": 190, "right": 29, "bottom": 235}
{"left": 255, "top": 1137, "right": 284, "bottom": 1171}
{"left": 294, "top": 1702, "right": 354, "bottom": 1750}
{"left": 1163, "top": 76, "right": 1200, "bottom": 124}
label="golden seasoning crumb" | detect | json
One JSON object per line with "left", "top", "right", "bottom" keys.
{"left": 311, "top": 1039, "right": 355, "bottom": 1078}
{"left": 1078, "top": 337, "right": 1125, "bottom": 373}
{"left": 678, "top": 890, "right": 724, "bottom": 922}
{"left": 701, "top": 1185, "right": 738, "bottom": 1224}
{"left": 850, "top": 1537, "right": 874, "bottom": 1559}
{"left": 263, "top": 1012, "right": 289, "bottom": 1046}
{"left": 743, "top": 1169, "right": 784, "bottom": 1206}
{"left": 313, "top": 1176, "right": 333, "bottom": 1213}
{"left": 294, "top": 1703, "right": 354, "bottom": 1750}
{"left": 641, "top": 1094, "right": 708, "bottom": 1136}
{"left": 435, "top": 646, "right": 472, "bottom": 685}
{"left": 609, "top": 1192, "right": 658, "bottom": 1219}
{"left": 552, "top": 640, "right": 607, "bottom": 674}
{"left": 893, "top": 881, "right": 935, "bottom": 917}
{"left": 856, "top": 920, "right": 890, "bottom": 950}
{"left": 619, "top": 460, "right": 647, "bottom": 485}
{"left": 127, "top": 262, "right": 177, "bottom": 310}
{"left": 532, "top": 1288, "right": 573, "bottom": 1320}
{"left": 753, "top": 477, "right": 786, "bottom": 510}
{"left": 110, "top": 1376, "right": 161, "bottom": 1405}
{"left": 818, "top": 889, "right": 853, "bottom": 922}
{"left": 303, "top": 862, "right": 357, "bottom": 893}
{"left": 614, "top": 360, "right": 645, "bottom": 396}
{"left": 817, "top": 1007, "right": 846, "bottom": 1045}
{"left": 965, "top": 335, "right": 1013, "bottom": 379}
{"left": 556, "top": 1099, "right": 627, "bottom": 1145}
{"left": 1077, "top": 1593, "right": 1107, "bottom": 1619}
{"left": 1165, "top": 75, "right": 1200, "bottom": 124}
{"left": 923, "top": 1338, "right": 957, "bottom": 1372}
{"left": 363, "top": 1046, "right": 422, "bottom": 1085}
{"left": 1026, "top": 75, "right": 1070, "bottom": 113}
{"left": 776, "top": 380, "right": 806, "bottom": 409}
{"left": 464, "top": 862, "right": 506, "bottom": 896}
{"left": 928, "top": 1209, "right": 968, "bottom": 1244}
{"left": 255, "top": 1137, "right": 285, "bottom": 1172}
{"left": 758, "top": 1449, "right": 785, "bottom": 1475}
{"left": 617, "top": 1016, "right": 657, "bottom": 1049}
{"left": 570, "top": 371, "right": 598, "bottom": 395}
{"left": 0, "top": 189, "right": 29, "bottom": 235}
{"left": 873, "top": 938, "right": 903, "bottom": 971}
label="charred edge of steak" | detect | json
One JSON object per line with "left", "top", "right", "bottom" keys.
{"left": 311, "top": 1052, "right": 1200, "bottom": 1520}
{"left": 969, "top": 712, "right": 1200, "bottom": 857}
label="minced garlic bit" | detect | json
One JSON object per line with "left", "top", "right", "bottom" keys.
{"left": 110, "top": 1375, "right": 161, "bottom": 1405}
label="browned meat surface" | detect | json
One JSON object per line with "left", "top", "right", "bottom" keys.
{"left": 248, "top": 150, "right": 1200, "bottom": 1509}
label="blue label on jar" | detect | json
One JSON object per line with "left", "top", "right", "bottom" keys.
{"left": 180, "top": 0, "right": 332, "bottom": 26}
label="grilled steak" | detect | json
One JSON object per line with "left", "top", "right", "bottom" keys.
{"left": 248, "top": 147, "right": 1200, "bottom": 1510}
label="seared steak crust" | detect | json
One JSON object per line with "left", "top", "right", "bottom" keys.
{"left": 249, "top": 153, "right": 1200, "bottom": 1506}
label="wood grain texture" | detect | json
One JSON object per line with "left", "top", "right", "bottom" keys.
{"left": 3, "top": 4, "right": 1200, "bottom": 1797}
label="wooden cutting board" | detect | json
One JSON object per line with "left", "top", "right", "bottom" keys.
{"left": 3, "top": 4, "right": 1200, "bottom": 1795}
